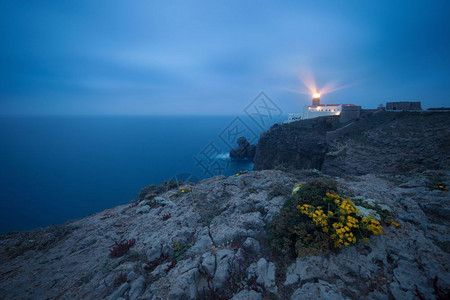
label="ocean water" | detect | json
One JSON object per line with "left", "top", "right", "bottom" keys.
{"left": 0, "top": 115, "right": 283, "bottom": 233}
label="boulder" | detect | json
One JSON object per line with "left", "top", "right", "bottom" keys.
{"left": 290, "top": 280, "right": 344, "bottom": 300}
{"left": 255, "top": 258, "right": 277, "bottom": 293}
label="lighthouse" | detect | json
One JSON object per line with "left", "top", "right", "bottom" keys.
{"left": 312, "top": 90, "right": 321, "bottom": 106}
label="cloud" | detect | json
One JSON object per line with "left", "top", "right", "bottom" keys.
{"left": 1, "top": 0, "right": 449, "bottom": 114}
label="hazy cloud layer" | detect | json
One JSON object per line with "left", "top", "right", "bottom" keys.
{"left": 1, "top": 0, "right": 449, "bottom": 115}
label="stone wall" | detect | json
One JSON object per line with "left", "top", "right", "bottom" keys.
{"left": 386, "top": 101, "right": 422, "bottom": 111}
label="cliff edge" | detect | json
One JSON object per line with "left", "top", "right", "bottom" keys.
{"left": 254, "top": 111, "right": 450, "bottom": 176}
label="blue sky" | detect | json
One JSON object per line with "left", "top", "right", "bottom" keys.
{"left": 1, "top": 0, "right": 449, "bottom": 115}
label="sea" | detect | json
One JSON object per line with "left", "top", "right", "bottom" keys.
{"left": 0, "top": 115, "right": 285, "bottom": 233}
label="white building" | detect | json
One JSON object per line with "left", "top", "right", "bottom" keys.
{"left": 287, "top": 90, "right": 357, "bottom": 121}
{"left": 302, "top": 104, "right": 342, "bottom": 119}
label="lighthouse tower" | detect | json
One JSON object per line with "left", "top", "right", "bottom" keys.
{"left": 312, "top": 90, "right": 320, "bottom": 106}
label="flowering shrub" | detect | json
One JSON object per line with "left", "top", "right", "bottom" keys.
{"left": 267, "top": 178, "right": 390, "bottom": 257}
{"left": 298, "top": 192, "right": 383, "bottom": 248}
{"left": 267, "top": 179, "right": 337, "bottom": 257}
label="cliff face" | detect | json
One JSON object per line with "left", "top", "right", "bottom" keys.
{"left": 254, "top": 111, "right": 450, "bottom": 175}
{"left": 253, "top": 116, "right": 338, "bottom": 171}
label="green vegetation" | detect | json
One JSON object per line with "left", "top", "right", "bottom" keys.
{"left": 173, "top": 241, "right": 193, "bottom": 262}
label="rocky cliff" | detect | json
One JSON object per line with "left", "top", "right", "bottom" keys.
{"left": 254, "top": 111, "right": 450, "bottom": 176}
{"left": 1, "top": 169, "right": 449, "bottom": 299}
{"left": 253, "top": 116, "right": 338, "bottom": 171}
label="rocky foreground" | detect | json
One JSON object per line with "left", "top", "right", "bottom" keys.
{"left": 1, "top": 169, "right": 449, "bottom": 299}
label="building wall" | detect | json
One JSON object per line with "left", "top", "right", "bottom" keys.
{"left": 302, "top": 105, "right": 341, "bottom": 119}
{"left": 386, "top": 102, "right": 422, "bottom": 111}
{"left": 339, "top": 105, "right": 361, "bottom": 123}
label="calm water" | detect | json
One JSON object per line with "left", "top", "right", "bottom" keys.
{"left": 0, "top": 115, "right": 283, "bottom": 233}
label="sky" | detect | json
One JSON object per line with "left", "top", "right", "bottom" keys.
{"left": 1, "top": 0, "right": 449, "bottom": 115}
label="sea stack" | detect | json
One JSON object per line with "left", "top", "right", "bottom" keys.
{"left": 230, "top": 136, "right": 256, "bottom": 160}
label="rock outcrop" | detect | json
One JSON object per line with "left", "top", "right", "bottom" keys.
{"left": 230, "top": 137, "right": 256, "bottom": 160}
{"left": 253, "top": 116, "right": 337, "bottom": 171}
{"left": 1, "top": 169, "right": 449, "bottom": 299}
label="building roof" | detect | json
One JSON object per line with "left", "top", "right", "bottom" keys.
{"left": 307, "top": 104, "right": 356, "bottom": 108}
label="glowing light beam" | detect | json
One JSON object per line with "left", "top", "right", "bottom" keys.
{"left": 278, "top": 69, "right": 365, "bottom": 99}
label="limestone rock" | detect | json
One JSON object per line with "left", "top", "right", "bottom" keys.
{"left": 129, "top": 276, "right": 145, "bottom": 300}
{"left": 212, "top": 249, "right": 234, "bottom": 288}
{"left": 199, "top": 252, "right": 216, "bottom": 276}
{"left": 255, "top": 258, "right": 277, "bottom": 293}
{"left": 109, "top": 283, "right": 129, "bottom": 300}
{"left": 231, "top": 289, "right": 262, "bottom": 300}
{"left": 290, "top": 280, "right": 344, "bottom": 300}
{"left": 136, "top": 205, "right": 151, "bottom": 214}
